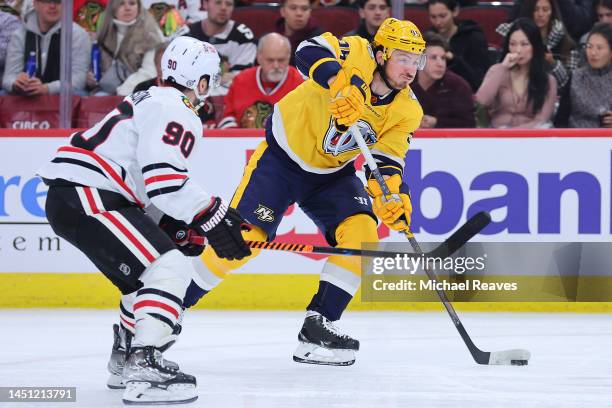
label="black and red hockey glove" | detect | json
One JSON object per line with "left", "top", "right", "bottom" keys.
{"left": 159, "top": 214, "right": 206, "bottom": 257}
{"left": 191, "top": 197, "right": 251, "bottom": 261}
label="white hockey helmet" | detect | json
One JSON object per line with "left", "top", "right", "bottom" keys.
{"left": 161, "top": 36, "right": 221, "bottom": 100}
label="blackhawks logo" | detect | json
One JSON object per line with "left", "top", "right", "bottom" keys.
{"left": 181, "top": 96, "right": 197, "bottom": 113}
{"left": 240, "top": 101, "right": 273, "bottom": 128}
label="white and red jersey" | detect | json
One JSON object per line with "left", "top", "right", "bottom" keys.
{"left": 38, "top": 86, "right": 212, "bottom": 224}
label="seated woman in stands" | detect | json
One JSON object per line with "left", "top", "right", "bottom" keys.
{"left": 555, "top": 23, "right": 612, "bottom": 128}
{"left": 88, "top": 0, "right": 163, "bottom": 95}
{"left": 578, "top": 0, "right": 612, "bottom": 64}
{"left": 496, "top": 0, "right": 578, "bottom": 89}
{"left": 426, "top": 0, "right": 490, "bottom": 91}
{"left": 476, "top": 18, "right": 557, "bottom": 128}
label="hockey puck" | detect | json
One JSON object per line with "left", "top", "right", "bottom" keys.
{"left": 511, "top": 359, "right": 528, "bottom": 366}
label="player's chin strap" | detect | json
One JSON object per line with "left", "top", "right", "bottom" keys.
{"left": 193, "top": 87, "right": 209, "bottom": 113}
{"left": 193, "top": 73, "right": 220, "bottom": 112}
{"left": 375, "top": 62, "right": 399, "bottom": 91}
{"left": 193, "top": 100, "right": 205, "bottom": 113}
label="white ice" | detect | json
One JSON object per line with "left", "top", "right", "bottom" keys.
{"left": 0, "top": 310, "right": 611, "bottom": 408}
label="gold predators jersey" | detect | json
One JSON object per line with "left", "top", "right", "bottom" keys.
{"left": 269, "top": 32, "right": 423, "bottom": 175}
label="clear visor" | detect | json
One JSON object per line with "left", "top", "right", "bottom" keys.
{"left": 195, "top": 71, "right": 221, "bottom": 101}
{"left": 390, "top": 51, "right": 427, "bottom": 71}
{"left": 209, "top": 71, "right": 221, "bottom": 90}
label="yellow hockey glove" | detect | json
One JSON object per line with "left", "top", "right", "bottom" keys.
{"left": 366, "top": 174, "right": 412, "bottom": 232}
{"left": 328, "top": 69, "right": 368, "bottom": 127}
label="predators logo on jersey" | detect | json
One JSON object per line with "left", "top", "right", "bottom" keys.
{"left": 269, "top": 32, "right": 423, "bottom": 175}
{"left": 322, "top": 119, "right": 377, "bottom": 156}
{"left": 254, "top": 204, "right": 275, "bottom": 222}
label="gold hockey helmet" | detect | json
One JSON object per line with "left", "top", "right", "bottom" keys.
{"left": 374, "top": 18, "right": 426, "bottom": 65}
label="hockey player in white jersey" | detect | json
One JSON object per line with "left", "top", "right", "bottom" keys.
{"left": 38, "top": 36, "right": 250, "bottom": 405}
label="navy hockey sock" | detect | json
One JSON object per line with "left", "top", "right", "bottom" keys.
{"left": 183, "top": 280, "right": 209, "bottom": 308}
{"left": 306, "top": 281, "right": 353, "bottom": 321}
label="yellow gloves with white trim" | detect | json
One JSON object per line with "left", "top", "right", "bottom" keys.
{"left": 366, "top": 174, "right": 412, "bottom": 232}
{"left": 328, "top": 68, "right": 368, "bottom": 127}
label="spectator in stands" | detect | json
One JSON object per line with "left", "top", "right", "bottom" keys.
{"left": 177, "top": 0, "right": 206, "bottom": 24}
{"left": 406, "top": 0, "right": 477, "bottom": 4}
{"left": 497, "top": 0, "right": 579, "bottom": 89}
{"left": 412, "top": 32, "right": 475, "bottom": 128}
{"left": 556, "top": 23, "right": 612, "bottom": 127}
{"left": 426, "top": 0, "right": 490, "bottom": 91}
{"left": 343, "top": 0, "right": 390, "bottom": 42}
{"left": 0, "top": 11, "right": 22, "bottom": 87}
{"left": 509, "top": 0, "right": 594, "bottom": 40}
{"left": 1, "top": 0, "right": 30, "bottom": 17}
{"left": 276, "top": 0, "right": 322, "bottom": 66}
{"left": 594, "top": 0, "right": 612, "bottom": 23}
{"left": 132, "top": 41, "right": 167, "bottom": 91}
{"left": 2, "top": 0, "right": 90, "bottom": 96}
{"left": 186, "top": 0, "right": 256, "bottom": 94}
{"left": 579, "top": 0, "right": 612, "bottom": 51}
{"left": 143, "top": 0, "right": 187, "bottom": 38}
{"left": 218, "top": 33, "right": 302, "bottom": 128}
{"left": 74, "top": 0, "right": 107, "bottom": 36}
{"left": 88, "top": 0, "right": 163, "bottom": 96}
{"left": 313, "top": 0, "right": 356, "bottom": 6}
{"left": 476, "top": 18, "right": 557, "bottom": 128}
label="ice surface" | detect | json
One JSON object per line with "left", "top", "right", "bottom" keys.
{"left": 0, "top": 310, "right": 610, "bottom": 408}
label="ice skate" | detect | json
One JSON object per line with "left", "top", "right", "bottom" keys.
{"left": 293, "top": 312, "right": 359, "bottom": 366}
{"left": 107, "top": 324, "right": 180, "bottom": 390}
{"left": 122, "top": 346, "right": 197, "bottom": 405}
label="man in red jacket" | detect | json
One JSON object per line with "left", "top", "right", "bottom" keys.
{"left": 218, "top": 32, "right": 303, "bottom": 128}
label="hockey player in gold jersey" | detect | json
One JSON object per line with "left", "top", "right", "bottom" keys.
{"left": 185, "top": 18, "right": 426, "bottom": 365}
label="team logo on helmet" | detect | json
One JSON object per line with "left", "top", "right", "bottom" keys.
{"left": 202, "top": 43, "right": 218, "bottom": 54}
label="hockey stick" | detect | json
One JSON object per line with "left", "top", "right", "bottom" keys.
{"left": 246, "top": 210, "right": 489, "bottom": 259}
{"left": 188, "top": 212, "right": 488, "bottom": 259}
{"left": 348, "top": 124, "right": 531, "bottom": 366}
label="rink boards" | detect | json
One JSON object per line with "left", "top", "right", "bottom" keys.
{"left": 1, "top": 128, "right": 612, "bottom": 311}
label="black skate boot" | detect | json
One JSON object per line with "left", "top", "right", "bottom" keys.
{"left": 122, "top": 346, "right": 197, "bottom": 405}
{"left": 293, "top": 312, "right": 359, "bottom": 366}
{"left": 107, "top": 324, "right": 181, "bottom": 390}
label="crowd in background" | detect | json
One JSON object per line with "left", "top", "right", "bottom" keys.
{"left": 0, "top": 0, "right": 610, "bottom": 129}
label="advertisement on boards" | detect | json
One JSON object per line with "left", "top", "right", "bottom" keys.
{"left": 0, "top": 133, "right": 610, "bottom": 274}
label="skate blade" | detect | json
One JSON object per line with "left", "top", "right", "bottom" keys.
{"left": 122, "top": 381, "right": 197, "bottom": 405}
{"left": 107, "top": 373, "right": 126, "bottom": 390}
{"left": 293, "top": 342, "right": 356, "bottom": 366}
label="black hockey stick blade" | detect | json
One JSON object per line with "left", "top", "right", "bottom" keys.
{"left": 427, "top": 211, "right": 491, "bottom": 259}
